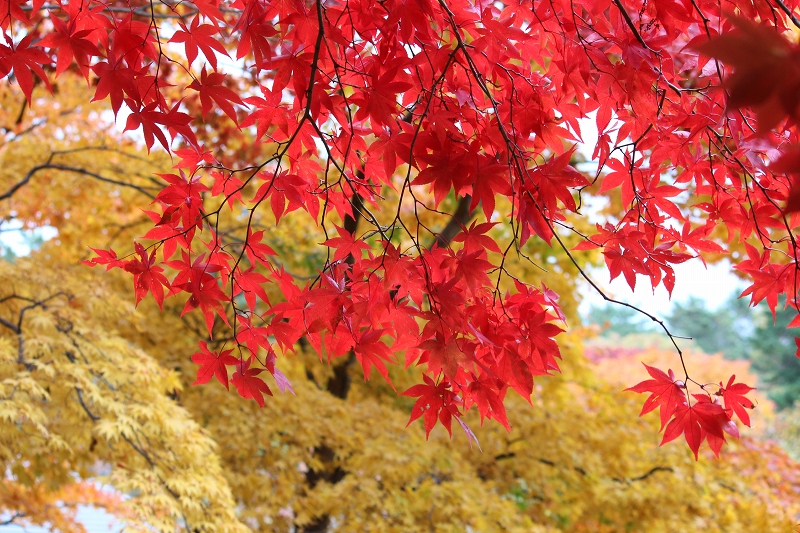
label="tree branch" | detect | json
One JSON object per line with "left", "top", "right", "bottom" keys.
{"left": 0, "top": 163, "right": 157, "bottom": 201}
{"left": 325, "top": 192, "right": 362, "bottom": 399}
{"left": 75, "top": 388, "right": 100, "bottom": 422}
{"left": 432, "top": 195, "right": 475, "bottom": 249}
{"left": 0, "top": 512, "right": 25, "bottom": 526}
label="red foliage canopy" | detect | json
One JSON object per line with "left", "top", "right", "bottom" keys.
{"left": 8, "top": 0, "right": 800, "bottom": 457}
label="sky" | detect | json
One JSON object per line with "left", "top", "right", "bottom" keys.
{"left": 0, "top": 506, "right": 121, "bottom": 533}
{"left": 0, "top": 220, "right": 58, "bottom": 256}
{"left": 577, "top": 258, "right": 744, "bottom": 318}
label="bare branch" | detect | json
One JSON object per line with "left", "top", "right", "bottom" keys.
{"left": 0, "top": 162, "right": 157, "bottom": 201}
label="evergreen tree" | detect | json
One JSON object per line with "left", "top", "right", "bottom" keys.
{"left": 666, "top": 296, "right": 752, "bottom": 360}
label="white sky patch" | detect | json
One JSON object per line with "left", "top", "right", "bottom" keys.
{"left": 0, "top": 220, "right": 58, "bottom": 257}
{"left": 0, "top": 505, "right": 122, "bottom": 533}
{"left": 578, "top": 258, "right": 744, "bottom": 318}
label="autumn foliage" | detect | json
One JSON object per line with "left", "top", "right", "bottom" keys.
{"left": 4, "top": 0, "right": 800, "bottom": 461}
{"left": 2, "top": 75, "right": 800, "bottom": 530}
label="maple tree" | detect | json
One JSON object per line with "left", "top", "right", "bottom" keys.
{"left": 2, "top": 78, "right": 800, "bottom": 531}
{"left": 4, "top": 0, "right": 800, "bottom": 460}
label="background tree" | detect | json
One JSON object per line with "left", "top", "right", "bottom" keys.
{"left": 590, "top": 293, "right": 800, "bottom": 410}
{"left": 587, "top": 294, "right": 752, "bottom": 360}
{"left": 666, "top": 296, "right": 751, "bottom": 360}
{"left": 586, "top": 303, "right": 655, "bottom": 338}
{"left": 744, "top": 306, "right": 800, "bottom": 409}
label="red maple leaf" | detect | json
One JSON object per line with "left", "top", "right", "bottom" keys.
{"left": 241, "top": 85, "right": 289, "bottom": 140}
{"left": 83, "top": 247, "right": 125, "bottom": 271}
{"left": 626, "top": 364, "right": 687, "bottom": 429}
{"left": 465, "top": 373, "right": 510, "bottom": 430}
{"left": 169, "top": 17, "right": 229, "bottom": 71}
{"left": 470, "top": 161, "right": 511, "bottom": 220}
{"left": 233, "top": 0, "right": 278, "bottom": 66}
{"left": 123, "top": 243, "right": 170, "bottom": 309}
{"left": 770, "top": 145, "right": 800, "bottom": 214}
{"left": 599, "top": 157, "right": 643, "bottom": 207}
{"left": 528, "top": 148, "right": 588, "bottom": 213}
{"left": 402, "top": 375, "right": 462, "bottom": 438}
{"left": 322, "top": 224, "right": 370, "bottom": 263}
{"left": 124, "top": 100, "right": 197, "bottom": 152}
{"left": 441, "top": 248, "right": 493, "bottom": 295}
{"left": 91, "top": 53, "right": 140, "bottom": 115}
{"left": 0, "top": 34, "right": 52, "bottom": 103}
{"left": 109, "top": 14, "right": 158, "bottom": 70}
{"left": 661, "top": 396, "right": 726, "bottom": 460}
{"left": 153, "top": 171, "right": 208, "bottom": 231}
{"left": 719, "top": 375, "right": 755, "bottom": 427}
{"left": 451, "top": 221, "right": 502, "bottom": 254}
{"left": 693, "top": 16, "right": 800, "bottom": 132}
{"left": 354, "top": 329, "right": 396, "bottom": 387}
{"left": 413, "top": 139, "right": 470, "bottom": 209}
{"left": 738, "top": 262, "right": 790, "bottom": 319}
{"left": 234, "top": 267, "right": 271, "bottom": 311}
{"left": 232, "top": 357, "right": 272, "bottom": 407}
{"left": 37, "top": 15, "right": 100, "bottom": 79}
{"left": 183, "top": 282, "right": 229, "bottom": 334}
{"left": 495, "top": 350, "right": 533, "bottom": 399}
{"left": 124, "top": 101, "right": 171, "bottom": 152}
{"left": 418, "top": 334, "right": 469, "bottom": 380}
{"left": 604, "top": 246, "right": 648, "bottom": 291}
{"left": 244, "top": 229, "right": 278, "bottom": 267}
{"left": 351, "top": 61, "right": 413, "bottom": 131}
{"left": 188, "top": 67, "right": 243, "bottom": 122}
{"left": 191, "top": 342, "right": 238, "bottom": 389}
{"left": 234, "top": 314, "right": 271, "bottom": 357}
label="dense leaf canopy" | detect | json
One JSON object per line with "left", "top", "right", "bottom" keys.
{"left": 2, "top": 0, "right": 800, "bottom": 459}
{"left": 1, "top": 70, "right": 800, "bottom": 532}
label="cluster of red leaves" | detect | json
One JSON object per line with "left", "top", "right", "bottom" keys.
{"left": 627, "top": 366, "right": 754, "bottom": 459}
{"left": 7, "top": 0, "right": 800, "bottom": 452}
{"left": 695, "top": 17, "right": 800, "bottom": 352}
{"left": 87, "top": 214, "right": 565, "bottom": 434}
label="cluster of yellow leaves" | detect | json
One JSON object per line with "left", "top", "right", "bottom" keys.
{"left": 0, "top": 74, "right": 798, "bottom": 533}
{"left": 0, "top": 260, "right": 246, "bottom": 532}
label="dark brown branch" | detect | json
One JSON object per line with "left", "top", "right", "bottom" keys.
{"left": 15, "top": 334, "right": 34, "bottom": 371}
{"left": 326, "top": 353, "right": 356, "bottom": 398}
{"left": 619, "top": 466, "right": 674, "bottom": 483}
{"left": 494, "top": 456, "right": 671, "bottom": 515}
{"left": 499, "top": 453, "right": 669, "bottom": 485}
{"left": 75, "top": 388, "right": 100, "bottom": 422}
{"left": 772, "top": 0, "right": 800, "bottom": 30}
{"left": 432, "top": 195, "right": 475, "bottom": 249}
{"left": 0, "top": 316, "right": 20, "bottom": 334}
{"left": 611, "top": 0, "right": 654, "bottom": 52}
{"left": 0, "top": 163, "right": 157, "bottom": 201}
{"left": 325, "top": 191, "right": 362, "bottom": 399}
{"left": 13, "top": 99, "right": 27, "bottom": 127}
{"left": 121, "top": 434, "right": 157, "bottom": 468}
{"left": 342, "top": 193, "right": 363, "bottom": 259}
{"left": 0, "top": 512, "right": 25, "bottom": 526}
